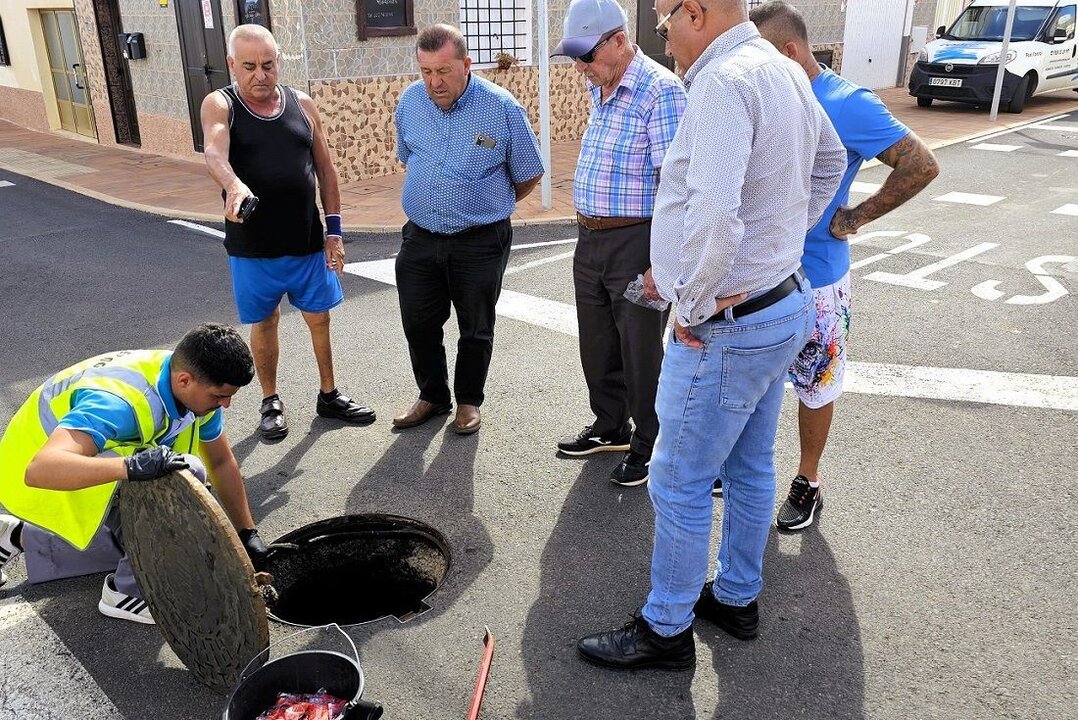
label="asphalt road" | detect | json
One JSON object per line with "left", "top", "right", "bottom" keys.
{"left": 0, "top": 110, "right": 1075, "bottom": 720}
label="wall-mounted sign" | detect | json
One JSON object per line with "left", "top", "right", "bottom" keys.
{"left": 201, "top": 0, "right": 214, "bottom": 29}
{"left": 236, "top": 0, "right": 271, "bottom": 31}
{"left": 356, "top": 0, "right": 415, "bottom": 40}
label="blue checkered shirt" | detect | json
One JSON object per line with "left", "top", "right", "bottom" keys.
{"left": 573, "top": 50, "right": 687, "bottom": 218}
{"left": 396, "top": 74, "right": 545, "bottom": 235}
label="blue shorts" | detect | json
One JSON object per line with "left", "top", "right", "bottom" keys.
{"left": 229, "top": 252, "right": 343, "bottom": 324}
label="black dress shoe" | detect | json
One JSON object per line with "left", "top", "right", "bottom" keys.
{"left": 259, "top": 395, "right": 288, "bottom": 440}
{"left": 316, "top": 391, "right": 376, "bottom": 425}
{"left": 693, "top": 581, "right": 758, "bottom": 640}
{"left": 577, "top": 615, "right": 695, "bottom": 670}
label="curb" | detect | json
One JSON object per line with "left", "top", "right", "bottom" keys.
{"left": 2, "top": 107, "right": 1068, "bottom": 233}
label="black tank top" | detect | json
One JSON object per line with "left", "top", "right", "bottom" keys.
{"left": 220, "top": 84, "right": 324, "bottom": 258}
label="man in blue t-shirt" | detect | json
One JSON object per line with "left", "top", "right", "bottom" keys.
{"left": 750, "top": 2, "right": 939, "bottom": 530}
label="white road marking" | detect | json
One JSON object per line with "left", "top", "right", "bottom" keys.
{"left": 970, "top": 143, "right": 1021, "bottom": 152}
{"left": 504, "top": 249, "right": 576, "bottom": 275}
{"left": 0, "top": 596, "right": 124, "bottom": 719}
{"left": 1050, "top": 204, "right": 1078, "bottom": 216}
{"left": 849, "top": 231, "right": 932, "bottom": 270}
{"left": 933, "top": 192, "right": 1006, "bottom": 206}
{"left": 1059, "top": 150, "right": 1078, "bottom": 158}
{"left": 865, "top": 243, "right": 999, "bottom": 291}
{"left": 344, "top": 259, "right": 1077, "bottom": 411}
{"left": 850, "top": 181, "right": 882, "bottom": 194}
{"left": 964, "top": 113, "right": 1069, "bottom": 142}
{"left": 1028, "top": 121, "right": 1078, "bottom": 133}
{"left": 168, "top": 219, "right": 224, "bottom": 238}
{"left": 0, "top": 180, "right": 14, "bottom": 188}
{"left": 512, "top": 238, "right": 577, "bottom": 250}
{"left": 971, "top": 255, "right": 1073, "bottom": 305}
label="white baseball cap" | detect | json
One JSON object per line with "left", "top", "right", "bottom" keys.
{"left": 551, "top": 0, "right": 628, "bottom": 58}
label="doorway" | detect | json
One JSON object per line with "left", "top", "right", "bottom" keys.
{"left": 637, "top": 0, "right": 673, "bottom": 70}
{"left": 40, "top": 10, "right": 97, "bottom": 139}
{"left": 841, "top": 0, "right": 909, "bottom": 89}
{"left": 174, "top": 0, "right": 229, "bottom": 152}
{"left": 91, "top": 0, "right": 140, "bottom": 145}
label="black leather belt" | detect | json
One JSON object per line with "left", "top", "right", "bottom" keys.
{"left": 576, "top": 213, "right": 650, "bottom": 232}
{"left": 711, "top": 272, "right": 802, "bottom": 322}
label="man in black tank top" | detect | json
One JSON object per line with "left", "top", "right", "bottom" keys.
{"left": 200, "top": 24, "right": 375, "bottom": 441}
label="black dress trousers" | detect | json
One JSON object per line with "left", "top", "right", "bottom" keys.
{"left": 395, "top": 218, "right": 513, "bottom": 407}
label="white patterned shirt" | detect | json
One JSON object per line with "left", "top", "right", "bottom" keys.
{"left": 650, "top": 22, "right": 845, "bottom": 327}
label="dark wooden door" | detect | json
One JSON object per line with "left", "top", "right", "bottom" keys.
{"left": 636, "top": 0, "right": 673, "bottom": 70}
{"left": 92, "top": 0, "right": 140, "bottom": 145}
{"left": 174, "top": 0, "right": 229, "bottom": 151}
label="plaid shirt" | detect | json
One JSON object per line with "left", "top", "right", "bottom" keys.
{"left": 573, "top": 50, "right": 687, "bottom": 218}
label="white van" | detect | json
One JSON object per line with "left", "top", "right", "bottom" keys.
{"left": 909, "top": 0, "right": 1078, "bottom": 113}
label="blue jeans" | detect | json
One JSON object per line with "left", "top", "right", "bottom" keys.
{"left": 642, "top": 284, "right": 813, "bottom": 636}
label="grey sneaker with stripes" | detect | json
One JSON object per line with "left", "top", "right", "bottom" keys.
{"left": 99, "top": 573, "right": 155, "bottom": 624}
{"left": 0, "top": 514, "right": 24, "bottom": 588}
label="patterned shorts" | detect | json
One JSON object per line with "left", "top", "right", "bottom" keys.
{"left": 788, "top": 273, "right": 851, "bottom": 408}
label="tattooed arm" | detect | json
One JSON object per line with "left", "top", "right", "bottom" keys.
{"left": 830, "top": 132, "right": 940, "bottom": 239}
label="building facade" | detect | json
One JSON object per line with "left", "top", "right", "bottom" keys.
{"left": 0, "top": 0, "right": 938, "bottom": 181}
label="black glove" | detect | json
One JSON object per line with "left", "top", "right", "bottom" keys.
{"left": 124, "top": 446, "right": 189, "bottom": 482}
{"left": 239, "top": 527, "right": 269, "bottom": 571}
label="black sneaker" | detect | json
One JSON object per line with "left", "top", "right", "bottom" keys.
{"left": 577, "top": 614, "right": 695, "bottom": 670}
{"left": 712, "top": 478, "right": 723, "bottom": 497}
{"left": 610, "top": 450, "right": 649, "bottom": 487}
{"left": 693, "top": 581, "right": 758, "bottom": 640}
{"left": 775, "top": 475, "right": 823, "bottom": 531}
{"left": 557, "top": 425, "right": 631, "bottom": 456}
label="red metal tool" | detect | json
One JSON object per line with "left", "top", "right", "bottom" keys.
{"left": 466, "top": 626, "right": 495, "bottom": 720}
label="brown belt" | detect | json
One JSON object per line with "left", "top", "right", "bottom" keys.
{"left": 576, "top": 212, "right": 651, "bottom": 232}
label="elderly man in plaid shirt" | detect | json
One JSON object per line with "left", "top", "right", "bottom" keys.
{"left": 553, "top": 0, "right": 686, "bottom": 488}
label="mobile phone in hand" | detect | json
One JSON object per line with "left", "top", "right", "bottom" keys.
{"left": 238, "top": 195, "right": 259, "bottom": 222}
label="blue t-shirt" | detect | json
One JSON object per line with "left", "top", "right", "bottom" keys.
{"left": 396, "top": 74, "right": 545, "bottom": 235}
{"left": 803, "top": 68, "right": 909, "bottom": 288}
{"left": 58, "top": 355, "right": 223, "bottom": 451}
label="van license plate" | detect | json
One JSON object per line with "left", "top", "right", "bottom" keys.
{"left": 929, "top": 77, "right": 963, "bottom": 87}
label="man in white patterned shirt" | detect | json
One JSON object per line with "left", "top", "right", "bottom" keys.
{"left": 578, "top": 0, "right": 844, "bottom": 669}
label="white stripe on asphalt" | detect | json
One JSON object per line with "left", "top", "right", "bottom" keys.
{"left": 933, "top": 191, "right": 1006, "bottom": 206}
{"left": 850, "top": 181, "right": 882, "bottom": 194}
{"left": 0, "top": 180, "right": 14, "bottom": 188}
{"left": 1028, "top": 121, "right": 1078, "bottom": 133}
{"left": 1059, "top": 150, "right": 1078, "bottom": 158}
{"left": 970, "top": 143, "right": 1021, "bottom": 152}
{"left": 168, "top": 219, "right": 225, "bottom": 238}
{"left": 504, "top": 249, "right": 576, "bottom": 275}
{"left": 0, "top": 596, "right": 124, "bottom": 718}
{"left": 1050, "top": 204, "right": 1078, "bottom": 216}
{"left": 344, "top": 259, "right": 1078, "bottom": 411}
{"left": 965, "top": 113, "right": 1070, "bottom": 142}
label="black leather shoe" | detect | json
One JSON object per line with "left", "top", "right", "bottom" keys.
{"left": 259, "top": 395, "right": 288, "bottom": 440}
{"left": 610, "top": 450, "right": 649, "bottom": 487}
{"left": 693, "top": 581, "right": 758, "bottom": 640}
{"left": 577, "top": 615, "right": 695, "bottom": 670}
{"left": 316, "top": 391, "right": 376, "bottom": 425}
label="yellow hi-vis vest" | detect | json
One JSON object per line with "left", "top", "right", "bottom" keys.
{"left": 0, "top": 349, "right": 203, "bottom": 550}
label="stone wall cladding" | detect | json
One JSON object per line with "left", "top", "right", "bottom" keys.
{"left": 311, "top": 63, "right": 588, "bottom": 181}
{"left": 136, "top": 110, "right": 203, "bottom": 159}
{"left": 0, "top": 86, "right": 50, "bottom": 131}
{"left": 116, "top": 0, "right": 189, "bottom": 122}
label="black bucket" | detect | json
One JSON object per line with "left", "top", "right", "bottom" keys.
{"left": 264, "top": 514, "right": 451, "bottom": 627}
{"left": 222, "top": 625, "right": 382, "bottom": 720}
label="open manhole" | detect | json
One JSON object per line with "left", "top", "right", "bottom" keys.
{"left": 264, "top": 514, "right": 451, "bottom": 627}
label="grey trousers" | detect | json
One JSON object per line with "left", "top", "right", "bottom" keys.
{"left": 22, "top": 454, "right": 207, "bottom": 599}
{"left": 574, "top": 221, "right": 669, "bottom": 456}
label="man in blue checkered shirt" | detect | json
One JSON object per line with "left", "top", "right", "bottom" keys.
{"left": 552, "top": 0, "right": 687, "bottom": 488}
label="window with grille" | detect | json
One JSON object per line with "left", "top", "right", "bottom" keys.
{"left": 459, "top": 0, "right": 532, "bottom": 65}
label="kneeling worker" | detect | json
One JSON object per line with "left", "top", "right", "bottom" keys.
{"left": 0, "top": 323, "right": 269, "bottom": 624}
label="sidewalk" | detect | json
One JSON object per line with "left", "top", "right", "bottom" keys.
{"left": 1, "top": 87, "right": 1075, "bottom": 232}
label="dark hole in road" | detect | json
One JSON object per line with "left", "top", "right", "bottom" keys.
{"left": 265, "top": 514, "right": 451, "bottom": 627}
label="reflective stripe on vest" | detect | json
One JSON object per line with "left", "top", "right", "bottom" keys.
{"left": 38, "top": 366, "right": 166, "bottom": 437}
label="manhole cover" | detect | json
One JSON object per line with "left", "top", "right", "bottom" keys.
{"left": 265, "top": 514, "right": 451, "bottom": 626}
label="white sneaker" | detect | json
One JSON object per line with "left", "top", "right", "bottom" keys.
{"left": 0, "top": 514, "right": 23, "bottom": 588}
{"left": 98, "top": 573, "right": 155, "bottom": 624}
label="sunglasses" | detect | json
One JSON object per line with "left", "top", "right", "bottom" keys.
{"left": 573, "top": 31, "right": 617, "bottom": 63}
{"left": 654, "top": 0, "right": 686, "bottom": 42}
